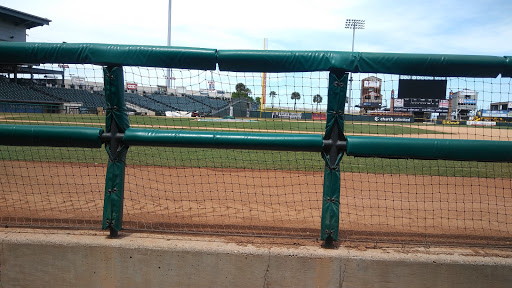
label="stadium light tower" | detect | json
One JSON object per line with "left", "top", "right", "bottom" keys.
{"left": 166, "top": 0, "right": 172, "bottom": 90}
{"left": 345, "top": 19, "right": 365, "bottom": 114}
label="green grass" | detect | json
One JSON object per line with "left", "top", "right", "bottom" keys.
{"left": 0, "top": 113, "right": 445, "bottom": 135}
{"left": 3, "top": 112, "right": 505, "bottom": 178}
{"left": 1, "top": 145, "right": 510, "bottom": 178}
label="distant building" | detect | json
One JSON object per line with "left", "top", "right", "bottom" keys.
{"left": 359, "top": 76, "right": 382, "bottom": 113}
{"left": 489, "top": 101, "right": 512, "bottom": 111}
{"left": 0, "top": 6, "right": 50, "bottom": 42}
{"left": 0, "top": 6, "right": 54, "bottom": 83}
{"left": 449, "top": 89, "right": 478, "bottom": 120}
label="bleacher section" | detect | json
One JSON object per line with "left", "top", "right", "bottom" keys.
{"left": 0, "top": 79, "right": 231, "bottom": 116}
{"left": 0, "top": 80, "right": 59, "bottom": 103}
{"left": 124, "top": 93, "right": 173, "bottom": 114}
{"left": 31, "top": 86, "right": 106, "bottom": 108}
{"left": 185, "top": 95, "right": 229, "bottom": 110}
{"left": 145, "top": 94, "right": 211, "bottom": 114}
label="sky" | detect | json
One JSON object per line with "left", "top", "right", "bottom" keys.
{"left": 1, "top": 0, "right": 512, "bottom": 111}
{"left": 2, "top": 0, "right": 512, "bottom": 56}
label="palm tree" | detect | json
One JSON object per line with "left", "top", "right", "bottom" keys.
{"left": 269, "top": 91, "right": 277, "bottom": 109}
{"left": 291, "top": 92, "right": 301, "bottom": 110}
{"left": 313, "top": 94, "right": 323, "bottom": 111}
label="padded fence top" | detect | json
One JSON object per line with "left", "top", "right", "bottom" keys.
{"left": 0, "top": 42, "right": 511, "bottom": 77}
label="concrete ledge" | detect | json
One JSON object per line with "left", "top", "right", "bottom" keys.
{"left": 1, "top": 229, "right": 511, "bottom": 287}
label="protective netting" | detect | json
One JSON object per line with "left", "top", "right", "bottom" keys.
{"left": 0, "top": 63, "right": 511, "bottom": 247}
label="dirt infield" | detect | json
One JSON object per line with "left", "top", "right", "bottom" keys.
{"left": 1, "top": 160, "right": 511, "bottom": 246}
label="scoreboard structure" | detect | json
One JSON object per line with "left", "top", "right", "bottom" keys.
{"left": 393, "top": 78, "right": 449, "bottom": 115}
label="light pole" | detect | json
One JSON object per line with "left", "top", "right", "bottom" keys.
{"left": 166, "top": 0, "right": 172, "bottom": 91}
{"left": 345, "top": 19, "right": 365, "bottom": 114}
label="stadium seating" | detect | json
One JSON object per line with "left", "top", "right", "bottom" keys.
{"left": 124, "top": 93, "right": 173, "bottom": 113}
{"left": 185, "top": 95, "right": 229, "bottom": 110}
{"left": 0, "top": 80, "right": 58, "bottom": 102}
{"left": 145, "top": 94, "right": 212, "bottom": 114}
{"left": 30, "top": 86, "right": 107, "bottom": 108}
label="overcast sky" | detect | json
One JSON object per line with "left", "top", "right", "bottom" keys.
{"left": 2, "top": 0, "right": 512, "bottom": 56}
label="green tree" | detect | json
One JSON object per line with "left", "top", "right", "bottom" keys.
{"left": 269, "top": 91, "right": 277, "bottom": 109}
{"left": 313, "top": 94, "right": 323, "bottom": 111}
{"left": 232, "top": 83, "right": 252, "bottom": 99}
{"left": 291, "top": 91, "right": 301, "bottom": 110}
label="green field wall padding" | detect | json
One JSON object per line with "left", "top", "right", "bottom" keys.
{"left": 321, "top": 71, "right": 348, "bottom": 241}
{"left": 102, "top": 66, "right": 129, "bottom": 233}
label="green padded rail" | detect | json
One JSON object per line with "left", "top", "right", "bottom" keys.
{"left": 345, "top": 136, "right": 512, "bottom": 162}
{"left": 123, "top": 128, "right": 323, "bottom": 152}
{"left": 0, "top": 42, "right": 511, "bottom": 77}
{"left": 218, "top": 50, "right": 512, "bottom": 77}
{"left": 0, "top": 124, "right": 103, "bottom": 148}
{"left": 0, "top": 42, "right": 217, "bottom": 70}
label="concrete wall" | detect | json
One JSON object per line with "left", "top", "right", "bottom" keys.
{"left": 1, "top": 229, "right": 511, "bottom": 288}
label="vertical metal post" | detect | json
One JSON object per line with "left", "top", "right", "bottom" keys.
{"left": 321, "top": 70, "right": 348, "bottom": 246}
{"left": 166, "top": 0, "right": 172, "bottom": 90}
{"left": 102, "top": 66, "right": 130, "bottom": 237}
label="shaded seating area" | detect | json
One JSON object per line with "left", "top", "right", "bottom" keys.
{"left": 145, "top": 94, "right": 211, "bottom": 114}
{"left": 0, "top": 80, "right": 58, "bottom": 102}
{"left": 31, "top": 86, "right": 107, "bottom": 108}
{"left": 124, "top": 93, "right": 173, "bottom": 114}
{"left": 185, "top": 95, "right": 229, "bottom": 110}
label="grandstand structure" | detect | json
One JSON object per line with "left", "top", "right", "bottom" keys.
{"left": 0, "top": 76, "right": 237, "bottom": 116}
{"left": 0, "top": 5, "right": 238, "bottom": 117}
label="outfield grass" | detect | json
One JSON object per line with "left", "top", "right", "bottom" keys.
{"left": 0, "top": 113, "right": 445, "bottom": 135}
{"left": 3, "top": 112, "right": 508, "bottom": 178}
{"left": 1, "top": 145, "right": 510, "bottom": 178}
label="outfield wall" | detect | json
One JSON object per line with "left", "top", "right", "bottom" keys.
{"left": 1, "top": 229, "right": 511, "bottom": 288}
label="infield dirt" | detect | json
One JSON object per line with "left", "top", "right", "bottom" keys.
{"left": 1, "top": 160, "right": 510, "bottom": 246}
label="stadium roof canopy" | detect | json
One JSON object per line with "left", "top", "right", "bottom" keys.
{"left": 0, "top": 6, "right": 51, "bottom": 29}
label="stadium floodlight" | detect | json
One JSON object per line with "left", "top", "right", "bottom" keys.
{"left": 345, "top": 19, "right": 365, "bottom": 114}
{"left": 166, "top": 0, "right": 172, "bottom": 90}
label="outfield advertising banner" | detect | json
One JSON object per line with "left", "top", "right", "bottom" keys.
{"left": 393, "top": 98, "right": 449, "bottom": 113}
{"left": 373, "top": 116, "right": 414, "bottom": 123}
{"left": 272, "top": 112, "right": 302, "bottom": 119}
{"left": 467, "top": 121, "right": 497, "bottom": 126}
{"left": 312, "top": 113, "right": 327, "bottom": 120}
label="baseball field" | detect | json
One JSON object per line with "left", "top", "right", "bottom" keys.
{"left": 1, "top": 113, "right": 511, "bottom": 246}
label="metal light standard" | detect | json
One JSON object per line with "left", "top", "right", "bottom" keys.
{"left": 345, "top": 19, "right": 365, "bottom": 114}
{"left": 166, "top": 0, "right": 172, "bottom": 91}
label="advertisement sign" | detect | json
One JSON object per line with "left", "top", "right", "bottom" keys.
{"left": 312, "top": 113, "right": 327, "bottom": 120}
{"left": 467, "top": 121, "right": 496, "bottom": 126}
{"left": 442, "top": 120, "right": 460, "bottom": 125}
{"left": 439, "top": 100, "right": 449, "bottom": 108}
{"left": 157, "top": 85, "right": 167, "bottom": 93}
{"left": 363, "top": 102, "right": 381, "bottom": 107}
{"left": 272, "top": 112, "right": 302, "bottom": 119}
{"left": 71, "top": 77, "right": 85, "bottom": 85}
{"left": 458, "top": 99, "right": 476, "bottom": 105}
{"left": 373, "top": 116, "right": 414, "bottom": 123}
{"left": 363, "top": 80, "right": 380, "bottom": 88}
{"left": 126, "top": 83, "right": 138, "bottom": 90}
{"left": 394, "top": 99, "right": 404, "bottom": 107}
